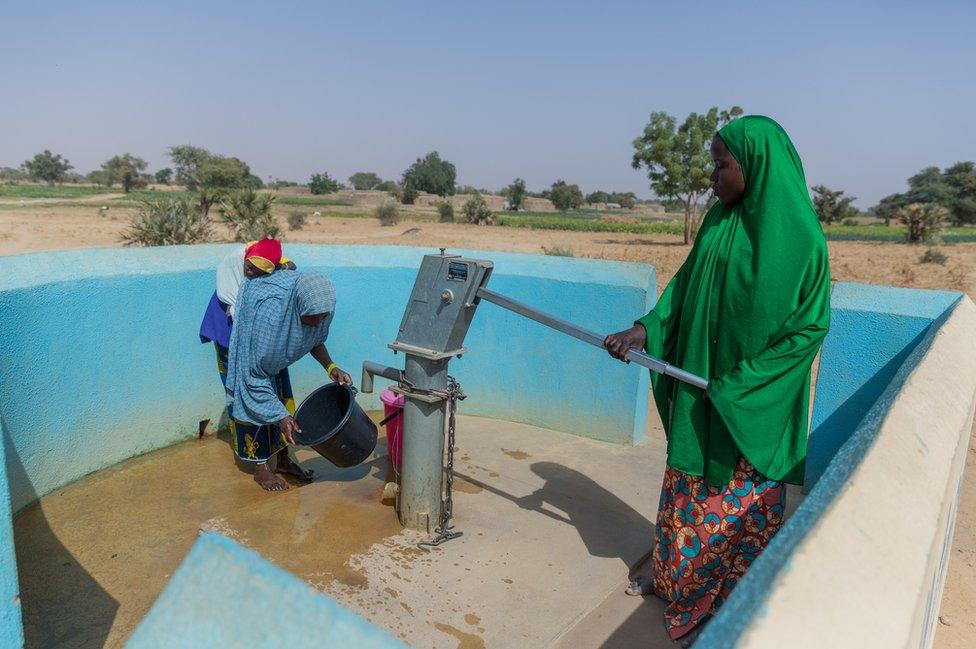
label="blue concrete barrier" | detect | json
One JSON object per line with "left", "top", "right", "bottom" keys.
{"left": 806, "top": 283, "right": 961, "bottom": 488}
{"left": 0, "top": 245, "right": 655, "bottom": 515}
{"left": 126, "top": 532, "right": 404, "bottom": 648}
{"left": 0, "top": 244, "right": 656, "bottom": 646}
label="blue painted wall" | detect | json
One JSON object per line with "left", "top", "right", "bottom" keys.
{"left": 0, "top": 245, "right": 654, "bottom": 515}
{"left": 0, "top": 421, "right": 23, "bottom": 649}
{"left": 805, "top": 282, "right": 961, "bottom": 488}
{"left": 126, "top": 532, "right": 404, "bottom": 648}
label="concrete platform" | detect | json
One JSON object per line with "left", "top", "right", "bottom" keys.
{"left": 16, "top": 414, "right": 680, "bottom": 648}
{"left": 319, "top": 416, "right": 671, "bottom": 648}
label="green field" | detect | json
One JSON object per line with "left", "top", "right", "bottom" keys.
{"left": 497, "top": 214, "right": 684, "bottom": 235}
{"left": 109, "top": 189, "right": 196, "bottom": 203}
{"left": 822, "top": 225, "right": 976, "bottom": 243}
{"left": 275, "top": 195, "right": 353, "bottom": 207}
{"left": 0, "top": 184, "right": 114, "bottom": 199}
{"left": 497, "top": 214, "right": 976, "bottom": 243}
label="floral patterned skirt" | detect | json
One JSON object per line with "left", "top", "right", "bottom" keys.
{"left": 215, "top": 342, "right": 295, "bottom": 463}
{"left": 651, "top": 457, "right": 786, "bottom": 639}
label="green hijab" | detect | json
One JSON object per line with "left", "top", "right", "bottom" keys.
{"left": 638, "top": 115, "right": 830, "bottom": 486}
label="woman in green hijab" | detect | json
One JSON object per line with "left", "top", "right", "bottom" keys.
{"left": 604, "top": 116, "right": 830, "bottom": 639}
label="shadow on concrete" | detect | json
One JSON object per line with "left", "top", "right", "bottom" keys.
{"left": 459, "top": 461, "right": 654, "bottom": 567}
{"left": 599, "top": 598, "right": 675, "bottom": 649}
{"left": 4, "top": 419, "right": 119, "bottom": 649}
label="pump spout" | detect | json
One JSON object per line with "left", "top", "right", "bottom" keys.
{"left": 361, "top": 361, "right": 404, "bottom": 394}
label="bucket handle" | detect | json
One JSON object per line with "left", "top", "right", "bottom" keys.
{"left": 379, "top": 408, "right": 403, "bottom": 427}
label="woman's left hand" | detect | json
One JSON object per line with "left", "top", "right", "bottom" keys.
{"left": 330, "top": 367, "right": 354, "bottom": 386}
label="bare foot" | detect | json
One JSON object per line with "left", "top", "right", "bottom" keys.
{"left": 276, "top": 452, "right": 314, "bottom": 482}
{"left": 255, "top": 462, "right": 289, "bottom": 491}
{"left": 625, "top": 575, "right": 653, "bottom": 597}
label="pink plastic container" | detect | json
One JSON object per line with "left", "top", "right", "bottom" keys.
{"left": 380, "top": 388, "right": 405, "bottom": 468}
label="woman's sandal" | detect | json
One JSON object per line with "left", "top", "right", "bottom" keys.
{"left": 381, "top": 482, "right": 399, "bottom": 506}
{"left": 625, "top": 575, "right": 653, "bottom": 597}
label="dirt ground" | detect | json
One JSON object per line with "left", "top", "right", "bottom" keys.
{"left": 2, "top": 201, "right": 974, "bottom": 646}
{"left": 3, "top": 202, "right": 976, "bottom": 298}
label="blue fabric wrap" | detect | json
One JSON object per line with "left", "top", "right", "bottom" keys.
{"left": 199, "top": 292, "right": 233, "bottom": 348}
{"left": 225, "top": 271, "right": 336, "bottom": 425}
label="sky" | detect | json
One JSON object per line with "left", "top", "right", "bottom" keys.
{"left": 2, "top": 1, "right": 973, "bottom": 207}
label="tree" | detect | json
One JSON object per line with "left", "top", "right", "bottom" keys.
{"left": 506, "top": 178, "right": 527, "bottom": 211}
{"left": 375, "top": 180, "right": 399, "bottom": 193}
{"left": 168, "top": 145, "right": 253, "bottom": 191}
{"left": 168, "top": 145, "right": 213, "bottom": 187}
{"left": 942, "top": 161, "right": 976, "bottom": 225}
{"left": 196, "top": 187, "right": 224, "bottom": 218}
{"left": 401, "top": 151, "right": 457, "bottom": 197}
{"left": 810, "top": 185, "right": 858, "bottom": 224}
{"left": 349, "top": 172, "right": 383, "bottom": 190}
{"left": 609, "top": 192, "right": 638, "bottom": 209}
{"left": 586, "top": 191, "right": 611, "bottom": 205}
{"left": 195, "top": 157, "right": 252, "bottom": 191}
{"left": 906, "top": 166, "right": 948, "bottom": 205}
{"left": 22, "top": 150, "right": 72, "bottom": 184}
{"left": 632, "top": 106, "right": 743, "bottom": 244}
{"left": 309, "top": 172, "right": 342, "bottom": 194}
{"left": 549, "top": 180, "right": 584, "bottom": 211}
{"left": 86, "top": 170, "right": 110, "bottom": 186}
{"left": 155, "top": 168, "right": 173, "bottom": 185}
{"left": 871, "top": 193, "right": 909, "bottom": 226}
{"left": 0, "top": 167, "right": 28, "bottom": 182}
{"left": 872, "top": 161, "right": 976, "bottom": 226}
{"left": 100, "top": 154, "right": 148, "bottom": 193}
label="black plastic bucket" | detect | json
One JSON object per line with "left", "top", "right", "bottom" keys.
{"left": 294, "top": 384, "right": 378, "bottom": 467}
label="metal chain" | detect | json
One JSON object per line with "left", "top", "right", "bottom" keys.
{"left": 418, "top": 376, "right": 465, "bottom": 550}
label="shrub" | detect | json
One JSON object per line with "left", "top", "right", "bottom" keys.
{"left": 841, "top": 218, "right": 858, "bottom": 226}
{"left": 375, "top": 180, "right": 399, "bottom": 193}
{"left": 376, "top": 202, "right": 400, "bottom": 226}
{"left": 309, "top": 172, "right": 341, "bottom": 194}
{"left": 287, "top": 210, "right": 308, "bottom": 230}
{"left": 897, "top": 202, "right": 946, "bottom": 243}
{"left": 122, "top": 199, "right": 212, "bottom": 246}
{"left": 400, "top": 186, "right": 419, "bottom": 205}
{"left": 920, "top": 248, "right": 948, "bottom": 265}
{"left": 506, "top": 178, "right": 527, "bottom": 211}
{"left": 437, "top": 201, "right": 455, "bottom": 222}
{"left": 219, "top": 188, "right": 281, "bottom": 241}
{"left": 462, "top": 194, "right": 494, "bottom": 225}
{"left": 543, "top": 246, "right": 575, "bottom": 257}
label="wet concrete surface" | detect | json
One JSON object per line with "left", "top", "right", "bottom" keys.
{"left": 15, "top": 412, "right": 398, "bottom": 649}
{"left": 14, "top": 413, "right": 802, "bottom": 648}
